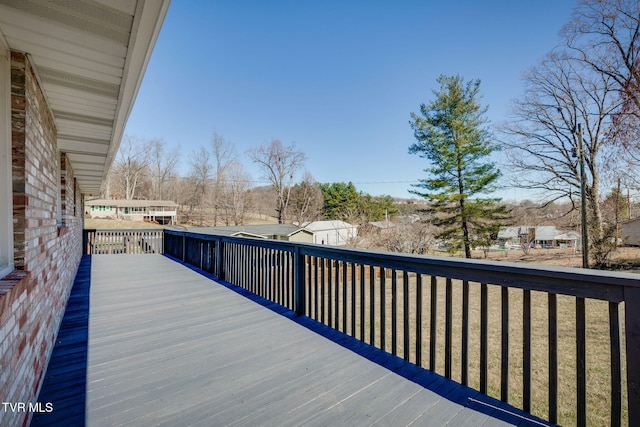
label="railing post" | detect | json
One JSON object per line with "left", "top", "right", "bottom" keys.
{"left": 625, "top": 286, "right": 640, "bottom": 426}
{"left": 294, "top": 246, "right": 305, "bottom": 316}
{"left": 216, "top": 239, "right": 225, "bottom": 281}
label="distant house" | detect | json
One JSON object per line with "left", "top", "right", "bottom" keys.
{"left": 621, "top": 218, "right": 640, "bottom": 246}
{"left": 193, "top": 224, "right": 314, "bottom": 243}
{"left": 303, "top": 220, "right": 358, "bottom": 246}
{"left": 85, "top": 199, "right": 178, "bottom": 225}
{"left": 498, "top": 225, "right": 580, "bottom": 248}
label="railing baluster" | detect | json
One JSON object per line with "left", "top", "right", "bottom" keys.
{"left": 429, "top": 275, "right": 437, "bottom": 373}
{"left": 392, "top": 269, "right": 398, "bottom": 356}
{"left": 369, "top": 265, "right": 375, "bottom": 346}
{"left": 380, "top": 268, "right": 386, "bottom": 352}
{"left": 328, "top": 259, "right": 333, "bottom": 329}
{"left": 445, "top": 277, "right": 452, "bottom": 379}
{"left": 416, "top": 274, "right": 422, "bottom": 367}
{"left": 342, "top": 261, "right": 347, "bottom": 333}
{"left": 314, "top": 257, "right": 319, "bottom": 321}
{"left": 320, "top": 258, "right": 328, "bottom": 325}
{"left": 576, "top": 297, "right": 586, "bottom": 425}
{"left": 335, "top": 260, "right": 340, "bottom": 329}
{"left": 321, "top": 258, "right": 326, "bottom": 325}
{"left": 462, "top": 280, "right": 469, "bottom": 386}
{"left": 359, "top": 264, "right": 365, "bottom": 341}
{"left": 549, "top": 293, "right": 558, "bottom": 424}
{"left": 501, "top": 286, "right": 509, "bottom": 402}
{"left": 294, "top": 247, "right": 305, "bottom": 316}
{"left": 609, "top": 301, "right": 622, "bottom": 427}
{"left": 624, "top": 287, "right": 640, "bottom": 427}
{"left": 523, "top": 289, "right": 531, "bottom": 412}
{"left": 480, "top": 282, "right": 488, "bottom": 394}
{"left": 403, "top": 271, "right": 410, "bottom": 362}
{"left": 351, "top": 262, "right": 356, "bottom": 337}
{"left": 307, "top": 255, "right": 312, "bottom": 315}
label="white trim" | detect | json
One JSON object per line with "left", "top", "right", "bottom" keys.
{"left": 0, "top": 31, "right": 14, "bottom": 277}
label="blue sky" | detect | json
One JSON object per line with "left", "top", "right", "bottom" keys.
{"left": 124, "top": 0, "right": 577, "bottom": 201}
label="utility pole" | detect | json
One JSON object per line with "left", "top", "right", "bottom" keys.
{"left": 576, "top": 123, "right": 589, "bottom": 268}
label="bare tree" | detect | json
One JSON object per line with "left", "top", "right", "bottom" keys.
{"left": 113, "top": 135, "right": 151, "bottom": 200}
{"left": 500, "top": 51, "right": 622, "bottom": 260}
{"left": 187, "top": 146, "right": 212, "bottom": 226}
{"left": 377, "top": 222, "right": 435, "bottom": 254}
{"left": 148, "top": 139, "right": 180, "bottom": 200}
{"left": 220, "top": 161, "right": 253, "bottom": 225}
{"left": 563, "top": 0, "right": 640, "bottom": 119}
{"left": 247, "top": 139, "right": 307, "bottom": 224}
{"left": 289, "top": 172, "right": 323, "bottom": 225}
{"left": 210, "top": 132, "right": 236, "bottom": 226}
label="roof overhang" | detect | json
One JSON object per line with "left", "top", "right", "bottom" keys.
{"left": 0, "top": 0, "right": 170, "bottom": 195}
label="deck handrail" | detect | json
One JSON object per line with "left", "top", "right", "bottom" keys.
{"left": 84, "top": 229, "right": 164, "bottom": 254}
{"left": 162, "top": 229, "right": 639, "bottom": 425}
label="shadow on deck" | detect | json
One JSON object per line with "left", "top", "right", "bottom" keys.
{"left": 32, "top": 255, "right": 550, "bottom": 426}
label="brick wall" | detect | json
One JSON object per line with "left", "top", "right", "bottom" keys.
{"left": 0, "top": 51, "right": 83, "bottom": 427}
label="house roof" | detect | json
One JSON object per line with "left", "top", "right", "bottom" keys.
{"left": 86, "top": 199, "right": 177, "bottom": 208}
{"left": 303, "top": 220, "right": 357, "bottom": 231}
{"left": 193, "top": 224, "right": 312, "bottom": 238}
{"left": 534, "top": 226, "right": 561, "bottom": 241}
{"left": 0, "top": 0, "right": 170, "bottom": 195}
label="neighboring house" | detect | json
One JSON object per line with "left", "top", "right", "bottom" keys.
{"left": 303, "top": 220, "right": 358, "bottom": 246}
{"left": 86, "top": 199, "right": 178, "bottom": 225}
{"left": 0, "top": 3, "right": 169, "bottom": 426}
{"left": 621, "top": 218, "right": 640, "bottom": 246}
{"left": 498, "top": 225, "right": 580, "bottom": 248}
{"left": 194, "top": 224, "right": 314, "bottom": 244}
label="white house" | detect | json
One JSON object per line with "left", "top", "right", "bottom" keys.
{"left": 498, "top": 225, "right": 580, "bottom": 248}
{"left": 85, "top": 199, "right": 178, "bottom": 225}
{"left": 303, "top": 220, "right": 358, "bottom": 246}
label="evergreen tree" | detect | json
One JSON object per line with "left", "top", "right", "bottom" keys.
{"left": 409, "top": 74, "right": 509, "bottom": 258}
{"left": 320, "top": 182, "right": 360, "bottom": 221}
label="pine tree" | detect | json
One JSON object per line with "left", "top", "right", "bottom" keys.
{"left": 409, "top": 74, "right": 509, "bottom": 258}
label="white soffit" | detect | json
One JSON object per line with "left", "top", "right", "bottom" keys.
{"left": 0, "top": 0, "right": 170, "bottom": 195}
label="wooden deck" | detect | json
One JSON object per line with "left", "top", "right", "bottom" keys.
{"left": 33, "top": 254, "right": 550, "bottom": 426}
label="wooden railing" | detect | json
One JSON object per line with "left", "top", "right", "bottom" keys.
{"left": 165, "top": 229, "right": 639, "bottom": 425}
{"left": 83, "top": 229, "right": 164, "bottom": 255}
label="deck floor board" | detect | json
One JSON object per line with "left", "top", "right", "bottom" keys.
{"left": 33, "top": 254, "right": 549, "bottom": 426}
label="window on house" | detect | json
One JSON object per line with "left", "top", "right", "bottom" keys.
{"left": 0, "top": 41, "right": 13, "bottom": 277}
{"left": 56, "top": 152, "right": 64, "bottom": 227}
